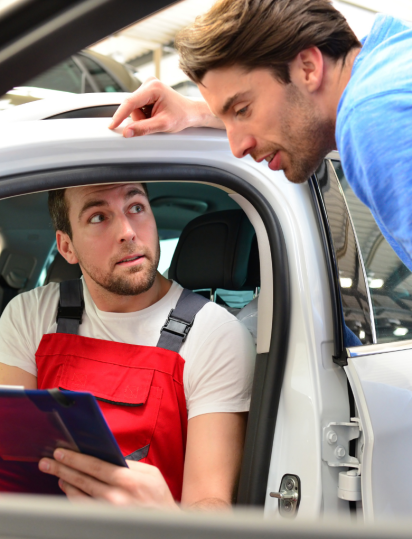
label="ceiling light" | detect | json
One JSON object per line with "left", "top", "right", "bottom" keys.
{"left": 359, "top": 330, "right": 365, "bottom": 339}
{"left": 340, "top": 277, "right": 352, "bottom": 288}
{"left": 369, "top": 278, "right": 384, "bottom": 288}
{"left": 393, "top": 327, "right": 408, "bottom": 337}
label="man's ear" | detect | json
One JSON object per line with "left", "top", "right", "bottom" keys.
{"left": 56, "top": 231, "right": 79, "bottom": 265}
{"left": 289, "top": 47, "right": 324, "bottom": 94}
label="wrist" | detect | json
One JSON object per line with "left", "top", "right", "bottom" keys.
{"left": 189, "top": 100, "right": 215, "bottom": 128}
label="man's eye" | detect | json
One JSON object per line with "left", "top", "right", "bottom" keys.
{"left": 89, "top": 214, "right": 105, "bottom": 224}
{"left": 236, "top": 106, "right": 249, "bottom": 117}
{"left": 130, "top": 204, "right": 143, "bottom": 214}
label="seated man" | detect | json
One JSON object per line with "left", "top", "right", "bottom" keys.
{"left": 0, "top": 183, "right": 255, "bottom": 510}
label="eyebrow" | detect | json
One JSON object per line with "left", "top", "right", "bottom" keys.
{"left": 78, "top": 187, "right": 147, "bottom": 221}
{"left": 221, "top": 92, "right": 249, "bottom": 115}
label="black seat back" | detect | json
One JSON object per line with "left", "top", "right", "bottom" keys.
{"left": 169, "top": 210, "right": 257, "bottom": 291}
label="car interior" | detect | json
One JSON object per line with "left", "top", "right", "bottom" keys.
{"left": 0, "top": 181, "right": 260, "bottom": 341}
{"left": 0, "top": 163, "right": 289, "bottom": 508}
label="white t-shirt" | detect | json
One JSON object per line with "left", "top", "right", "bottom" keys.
{"left": 0, "top": 280, "right": 255, "bottom": 420}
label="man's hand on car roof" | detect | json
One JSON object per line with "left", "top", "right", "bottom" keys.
{"left": 39, "top": 448, "right": 179, "bottom": 509}
{"left": 109, "top": 77, "right": 224, "bottom": 137}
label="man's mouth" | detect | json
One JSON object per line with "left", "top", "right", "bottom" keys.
{"left": 264, "top": 152, "right": 276, "bottom": 163}
{"left": 267, "top": 152, "right": 282, "bottom": 171}
{"left": 256, "top": 151, "right": 281, "bottom": 171}
{"left": 116, "top": 254, "right": 145, "bottom": 266}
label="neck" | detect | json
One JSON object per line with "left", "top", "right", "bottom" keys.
{"left": 82, "top": 272, "right": 172, "bottom": 313}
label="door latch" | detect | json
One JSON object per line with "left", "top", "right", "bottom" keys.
{"left": 270, "top": 474, "right": 301, "bottom": 518}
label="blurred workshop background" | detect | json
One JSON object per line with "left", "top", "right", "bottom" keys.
{"left": 89, "top": 0, "right": 412, "bottom": 97}
{"left": 1, "top": 0, "right": 411, "bottom": 110}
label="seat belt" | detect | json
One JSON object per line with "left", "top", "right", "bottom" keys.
{"left": 56, "top": 280, "right": 84, "bottom": 335}
{"left": 56, "top": 280, "right": 209, "bottom": 352}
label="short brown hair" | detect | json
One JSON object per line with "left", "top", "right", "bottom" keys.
{"left": 48, "top": 183, "right": 149, "bottom": 239}
{"left": 176, "top": 0, "right": 361, "bottom": 84}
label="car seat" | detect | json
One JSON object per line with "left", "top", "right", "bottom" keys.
{"left": 168, "top": 209, "right": 260, "bottom": 341}
{"left": 45, "top": 252, "right": 82, "bottom": 283}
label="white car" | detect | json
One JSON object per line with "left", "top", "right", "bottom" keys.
{"left": 1, "top": 91, "right": 412, "bottom": 526}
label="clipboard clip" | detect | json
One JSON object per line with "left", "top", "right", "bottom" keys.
{"left": 48, "top": 388, "right": 75, "bottom": 408}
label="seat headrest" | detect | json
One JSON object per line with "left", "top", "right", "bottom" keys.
{"left": 45, "top": 252, "right": 82, "bottom": 284}
{"left": 169, "top": 210, "right": 255, "bottom": 290}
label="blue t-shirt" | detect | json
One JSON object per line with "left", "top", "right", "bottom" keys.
{"left": 336, "top": 14, "right": 412, "bottom": 270}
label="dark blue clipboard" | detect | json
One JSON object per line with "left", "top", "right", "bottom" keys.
{"left": 0, "top": 388, "right": 127, "bottom": 495}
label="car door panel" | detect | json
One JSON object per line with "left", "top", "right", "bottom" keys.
{"left": 346, "top": 343, "right": 412, "bottom": 521}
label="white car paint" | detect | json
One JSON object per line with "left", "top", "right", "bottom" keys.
{"left": 0, "top": 93, "right": 405, "bottom": 523}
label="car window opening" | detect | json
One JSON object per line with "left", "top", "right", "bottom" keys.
{"left": 0, "top": 183, "right": 262, "bottom": 344}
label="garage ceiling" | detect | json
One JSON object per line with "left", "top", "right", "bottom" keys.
{"left": 91, "top": 0, "right": 215, "bottom": 63}
{"left": 90, "top": 0, "right": 412, "bottom": 69}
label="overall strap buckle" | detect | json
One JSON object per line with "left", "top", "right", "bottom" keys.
{"left": 56, "top": 304, "right": 84, "bottom": 321}
{"left": 160, "top": 310, "right": 194, "bottom": 343}
{"left": 157, "top": 288, "right": 210, "bottom": 353}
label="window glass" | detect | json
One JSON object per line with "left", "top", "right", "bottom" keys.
{"left": 25, "top": 58, "right": 83, "bottom": 93}
{"left": 80, "top": 56, "right": 122, "bottom": 92}
{"left": 317, "top": 160, "right": 373, "bottom": 346}
{"left": 332, "top": 160, "right": 412, "bottom": 343}
{"left": 158, "top": 237, "right": 179, "bottom": 275}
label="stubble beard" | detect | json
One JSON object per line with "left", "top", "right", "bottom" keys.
{"left": 275, "top": 84, "right": 336, "bottom": 184}
{"left": 75, "top": 241, "right": 161, "bottom": 296}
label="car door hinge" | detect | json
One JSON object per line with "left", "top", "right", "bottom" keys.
{"left": 322, "top": 418, "right": 362, "bottom": 502}
{"left": 322, "top": 417, "right": 361, "bottom": 470}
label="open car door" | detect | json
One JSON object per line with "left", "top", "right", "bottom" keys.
{"left": 334, "top": 159, "right": 412, "bottom": 522}
{"left": 313, "top": 156, "right": 412, "bottom": 521}
{"left": 346, "top": 343, "right": 412, "bottom": 521}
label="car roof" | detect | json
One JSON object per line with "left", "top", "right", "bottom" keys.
{"left": 0, "top": 116, "right": 234, "bottom": 179}
{"left": 0, "top": 92, "right": 130, "bottom": 122}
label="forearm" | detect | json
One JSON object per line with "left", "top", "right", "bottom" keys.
{"left": 190, "top": 100, "right": 225, "bottom": 130}
{"left": 186, "top": 497, "right": 232, "bottom": 511}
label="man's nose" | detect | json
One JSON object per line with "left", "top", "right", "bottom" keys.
{"left": 227, "top": 128, "right": 257, "bottom": 159}
{"left": 117, "top": 214, "right": 136, "bottom": 243}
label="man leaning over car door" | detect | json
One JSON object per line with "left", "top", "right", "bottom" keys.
{"left": 110, "top": 0, "right": 412, "bottom": 275}
{"left": 0, "top": 183, "right": 255, "bottom": 509}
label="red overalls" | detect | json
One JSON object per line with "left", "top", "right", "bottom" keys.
{"left": 0, "top": 281, "right": 208, "bottom": 499}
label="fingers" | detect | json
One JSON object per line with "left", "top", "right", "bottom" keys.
{"left": 60, "top": 478, "right": 131, "bottom": 505}
{"left": 38, "top": 451, "right": 179, "bottom": 509}
{"left": 58, "top": 479, "right": 89, "bottom": 499}
{"left": 40, "top": 449, "right": 127, "bottom": 488}
{"left": 122, "top": 115, "right": 170, "bottom": 138}
{"left": 60, "top": 449, "right": 126, "bottom": 484}
{"left": 39, "top": 455, "right": 109, "bottom": 498}
{"left": 42, "top": 459, "right": 131, "bottom": 504}
{"left": 109, "top": 78, "right": 160, "bottom": 130}
{"left": 131, "top": 108, "right": 148, "bottom": 122}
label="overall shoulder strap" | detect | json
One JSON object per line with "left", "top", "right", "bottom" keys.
{"left": 157, "top": 289, "right": 210, "bottom": 353}
{"left": 56, "top": 279, "right": 84, "bottom": 334}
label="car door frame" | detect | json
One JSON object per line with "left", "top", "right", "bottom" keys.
{"left": 0, "top": 161, "right": 291, "bottom": 507}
